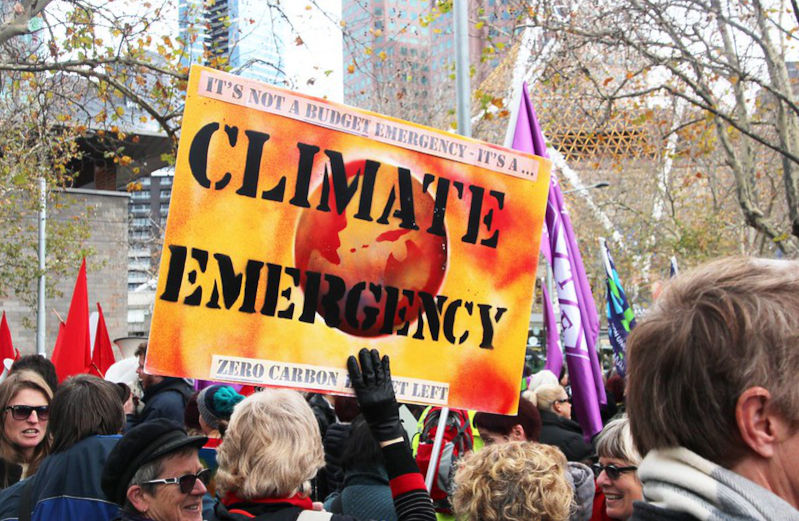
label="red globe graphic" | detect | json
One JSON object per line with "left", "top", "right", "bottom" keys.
{"left": 294, "top": 159, "right": 448, "bottom": 337}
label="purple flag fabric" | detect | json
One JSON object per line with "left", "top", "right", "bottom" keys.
{"left": 541, "top": 285, "right": 563, "bottom": 377}
{"left": 510, "top": 83, "right": 605, "bottom": 439}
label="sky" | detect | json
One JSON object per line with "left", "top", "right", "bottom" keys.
{"left": 57, "top": 0, "right": 344, "bottom": 102}
{"left": 281, "top": 1, "right": 344, "bottom": 102}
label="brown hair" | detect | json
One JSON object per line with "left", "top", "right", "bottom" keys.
{"left": 452, "top": 441, "right": 571, "bottom": 521}
{"left": 473, "top": 396, "right": 541, "bottom": 441}
{"left": 49, "top": 374, "right": 124, "bottom": 453}
{"left": 0, "top": 370, "right": 53, "bottom": 475}
{"left": 134, "top": 342, "right": 147, "bottom": 358}
{"left": 627, "top": 257, "right": 799, "bottom": 467}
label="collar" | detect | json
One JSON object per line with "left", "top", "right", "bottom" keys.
{"left": 222, "top": 492, "right": 313, "bottom": 510}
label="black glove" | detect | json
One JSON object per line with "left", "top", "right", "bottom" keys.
{"left": 347, "top": 348, "right": 404, "bottom": 443}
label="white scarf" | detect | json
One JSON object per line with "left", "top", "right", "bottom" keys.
{"left": 638, "top": 447, "right": 799, "bottom": 521}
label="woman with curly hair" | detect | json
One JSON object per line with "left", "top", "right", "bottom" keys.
{"left": 452, "top": 441, "right": 573, "bottom": 521}
{"left": 0, "top": 370, "right": 53, "bottom": 489}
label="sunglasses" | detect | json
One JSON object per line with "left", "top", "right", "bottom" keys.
{"left": 141, "top": 468, "right": 211, "bottom": 494}
{"left": 4, "top": 405, "right": 49, "bottom": 421}
{"left": 592, "top": 463, "right": 637, "bottom": 480}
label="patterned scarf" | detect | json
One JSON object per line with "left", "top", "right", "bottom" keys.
{"left": 638, "top": 447, "right": 799, "bottom": 521}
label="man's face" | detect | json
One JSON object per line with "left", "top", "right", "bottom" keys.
{"left": 137, "top": 451, "right": 206, "bottom": 521}
{"left": 137, "top": 354, "right": 158, "bottom": 389}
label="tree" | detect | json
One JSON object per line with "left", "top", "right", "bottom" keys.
{"left": 0, "top": 0, "right": 188, "bottom": 322}
{"left": 526, "top": 0, "right": 799, "bottom": 255}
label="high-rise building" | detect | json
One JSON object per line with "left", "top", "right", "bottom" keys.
{"left": 179, "top": 0, "right": 289, "bottom": 86}
{"left": 341, "top": 0, "right": 434, "bottom": 119}
{"left": 341, "top": 0, "right": 514, "bottom": 124}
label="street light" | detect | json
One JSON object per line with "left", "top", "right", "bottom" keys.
{"left": 563, "top": 181, "right": 610, "bottom": 194}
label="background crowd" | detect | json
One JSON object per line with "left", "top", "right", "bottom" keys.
{"left": 0, "top": 256, "right": 797, "bottom": 521}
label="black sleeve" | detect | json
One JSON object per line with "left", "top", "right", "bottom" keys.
{"left": 382, "top": 442, "right": 436, "bottom": 521}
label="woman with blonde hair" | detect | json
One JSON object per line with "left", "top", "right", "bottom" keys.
{"left": 0, "top": 370, "right": 53, "bottom": 489}
{"left": 211, "top": 349, "right": 435, "bottom": 521}
{"left": 534, "top": 385, "right": 593, "bottom": 463}
{"left": 452, "top": 441, "right": 573, "bottom": 521}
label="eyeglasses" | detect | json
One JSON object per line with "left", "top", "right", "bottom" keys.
{"left": 140, "top": 468, "right": 211, "bottom": 494}
{"left": 592, "top": 463, "right": 637, "bottom": 480}
{"left": 4, "top": 405, "right": 49, "bottom": 421}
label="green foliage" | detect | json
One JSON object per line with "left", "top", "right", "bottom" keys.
{"left": 0, "top": 0, "right": 189, "bottom": 326}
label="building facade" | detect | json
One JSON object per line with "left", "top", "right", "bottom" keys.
{"left": 179, "top": 0, "right": 289, "bottom": 85}
{"left": 0, "top": 189, "right": 130, "bottom": 355}
{"left": 341, "top": 0, "right": 514, "bottom": 124}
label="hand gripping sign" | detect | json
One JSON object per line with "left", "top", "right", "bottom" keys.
{"left": 146, "top": 66, "right": 551, "bottom": 414}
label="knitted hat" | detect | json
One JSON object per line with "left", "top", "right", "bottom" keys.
{"left": 197, "top": 384, "right": 244, "bottom": 431}
{"left": 101, "top": 419, "right": 206, "bottom": 505}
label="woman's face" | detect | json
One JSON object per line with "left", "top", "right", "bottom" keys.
{"left": 3, "top": 388, "right": 49, "bottom": 458}
{"left": 478, "top": 428, "right": 509, "bottom": 446}
{"left": 596, "top": 456, "right": 643, "bottom": 520}
{"left": 478, "top": 425, "right": 526, "bottom": 445}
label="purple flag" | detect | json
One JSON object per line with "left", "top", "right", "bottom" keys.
{"left": 510, "top": 83, "right": 605, "bottom": 439}
{"left": 541, "top": 285, "right": 563, "bottom": 377}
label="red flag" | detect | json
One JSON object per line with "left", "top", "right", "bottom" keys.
{"left": 51, "top": 258, "right": 92, "bottom": 382}
{"left": 90, "top": 303, "right": 116, "bottom": 378}
{"left": 0, "top": 311, "right": 20, "bottom": 364}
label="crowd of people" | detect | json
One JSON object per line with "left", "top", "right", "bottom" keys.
{"left": 0, "top": 256, "right": 797, "bottom": 521}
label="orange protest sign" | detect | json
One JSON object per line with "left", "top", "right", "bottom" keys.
{"left": 147, "top": 66, "right": 551, "bottom": 414}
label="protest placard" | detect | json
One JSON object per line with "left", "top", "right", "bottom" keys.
{"left": 147, "top": 65, "right": 551, "bottom": 414}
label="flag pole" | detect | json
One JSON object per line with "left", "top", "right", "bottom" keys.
{"left": 37, "top": 177, "right": 47, "bottom": 356}
{"left": 425, "top": 0, "right": 472, "bottom": 494}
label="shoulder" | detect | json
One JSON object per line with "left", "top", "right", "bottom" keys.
{"left": 631, "top": 502, "right": 700, "bottom": 521}
{"left": 0, "top": 457, "right": 23, "bottom": 489}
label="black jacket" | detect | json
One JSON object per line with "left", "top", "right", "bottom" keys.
{"left": 0, "top": 435, "right": 121, "bottom": 521}
{"left": 126, "top": 377, "right": 193, "bottom": 430}
{"left": 631, "top": 502, "right": 698, "bottom": 521}
{"left": 321, "top": 422, "right": 352, "bottom": 495}
{"left": 210, "top": 443, "right": 435, "bottom": 521}
{"left": 538, "top": 409, "right": 594, "bottom": 462}
{"left": 0, "top": 457, "right": 22, "bottom": 491}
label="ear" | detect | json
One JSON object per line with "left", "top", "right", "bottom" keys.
{"left": 508, "top": 424, "right": 526, "bottom": 441}
{"left": 736, "top": 386, "right": 780, "bottom": 459}
{"left": 127, "top": 485, "right": 151, "bottom": 513}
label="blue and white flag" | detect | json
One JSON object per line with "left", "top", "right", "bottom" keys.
{"left": 601, "top": 239, "right": 636, "bottom": 377}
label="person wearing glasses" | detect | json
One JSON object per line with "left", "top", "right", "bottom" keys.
{"left": 0, "top": 374, "right": 126, "bottom": 520}
{"left": 591, "top": 416, "right": 641, "bottom": 521}
{"left": 102, "top": 418, "right": 209, "bottom": 521}
{"left": 533, "top": 384, "right": 594, "bottom": 463}
{"left": 0, "top": 370, "right": 52, "bottom": 489}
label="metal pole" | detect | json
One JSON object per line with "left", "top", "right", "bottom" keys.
{"left": 454, "top": 0, "right": 471, "bottom": 138}
{"left": 425, "top": 0, "right": 473, "bottom": 494}
{"left": 424, "top": 409, "right": 451, "bottom": 492}
{"left": 36, "top": 177, "right": 47, "bottom": 356}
